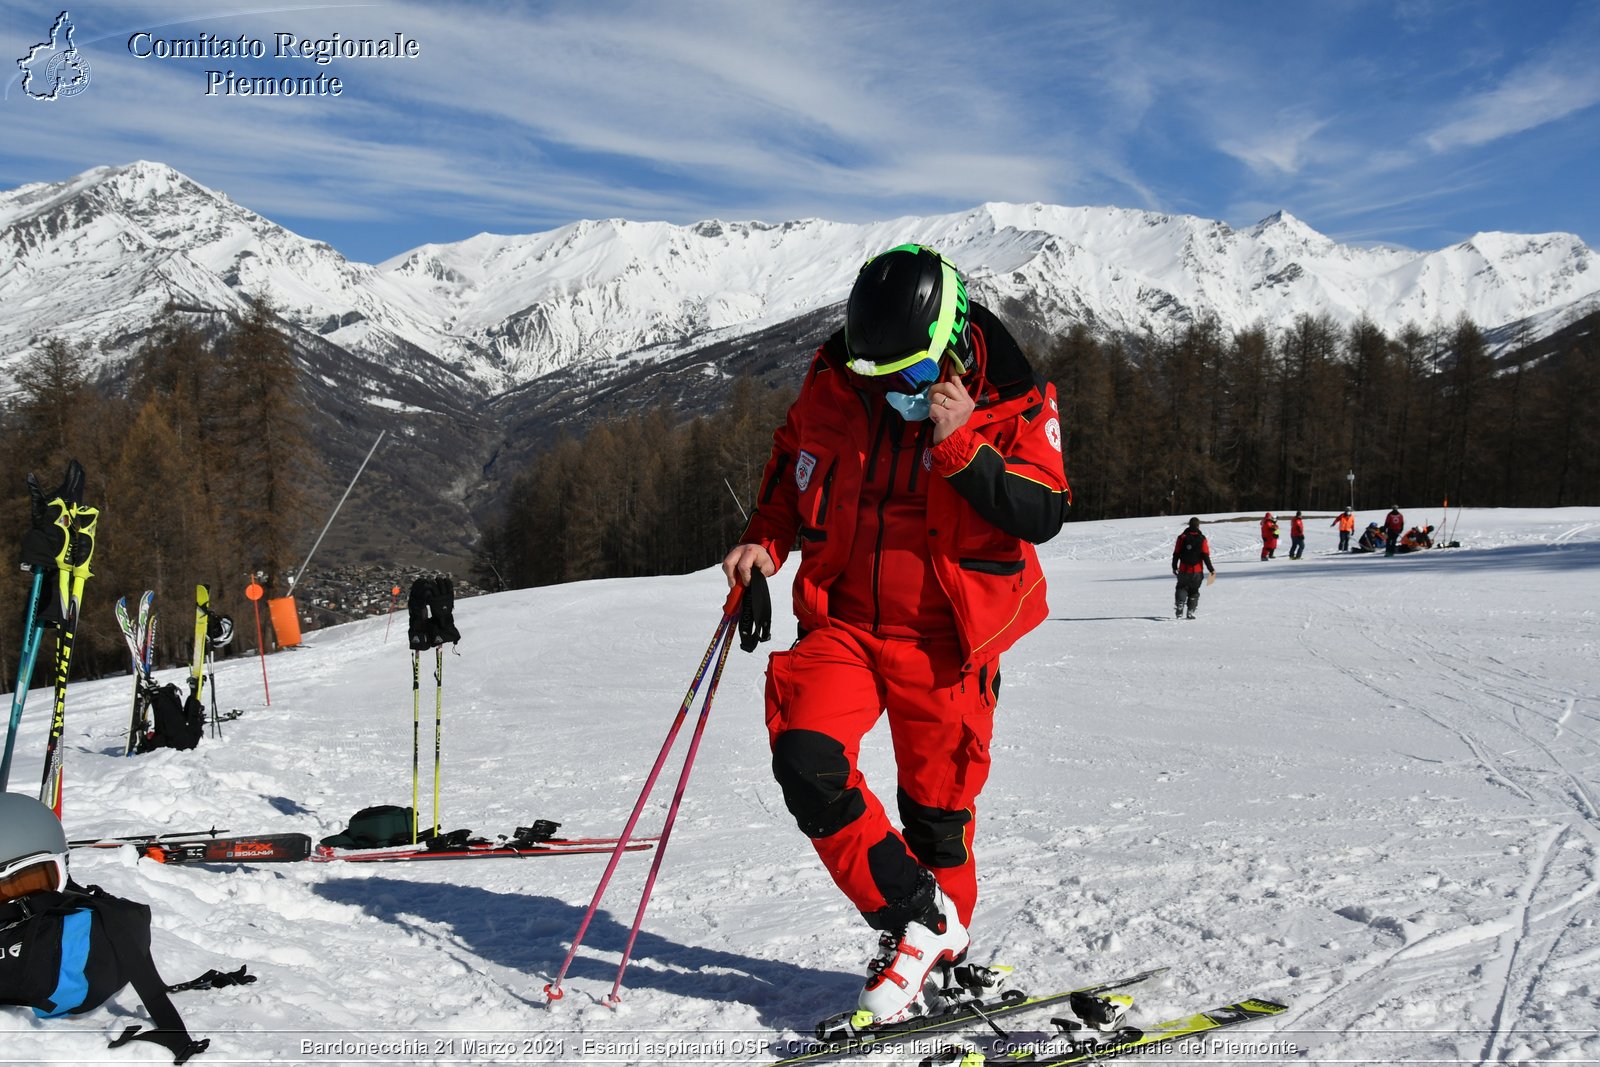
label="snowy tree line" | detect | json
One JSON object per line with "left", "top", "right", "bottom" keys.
{"left": 0, "top": 298, "right": 313, "bottom": 687}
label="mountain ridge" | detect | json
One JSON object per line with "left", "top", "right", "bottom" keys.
{"left": 3, "top": 161, "right": 1596, "bottom": 568}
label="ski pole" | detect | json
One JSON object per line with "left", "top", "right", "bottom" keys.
{"left": 544, "top": 607, "right": 739, "bottom": 1001}
{"left": 433, "top": 646, "right": 443, "bottom": 838}
{"left": 411, "top": 650, "right": 421, "bottom": 843}
{"left": 0, "top": 569, "right": 47, "bottom": 790}
{"left": 207, "top": 646, "right": 222, "bottom": 739}
{"left": 606, "top": 613, "right": 737, "bottom": 1004}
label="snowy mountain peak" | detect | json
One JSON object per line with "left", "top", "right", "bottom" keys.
{"left": 1248, "top": 209, "right": 1334, "bottom": 250}
{"left": 3, "top": 164, "right": 1598, "bottom": 405}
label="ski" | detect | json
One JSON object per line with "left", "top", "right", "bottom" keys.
{"left": 771, "top": 967, "right": 1170, "bottom": 1066}
{"left": 39, "top": 502, "right": 98, "bottom": 816}
{"left": 116, "top": 591, "right": 156, "bottom": 755}
{"left": 139, "top": 833, "right": 313, "bottom": 865}
{"left": 924, "top": 995, "right": 1288, "bottom": 1066}
{"left": 190, "top": 583, "right": 209, "bottom": 707}
{"left": 69, "top": 828, "right": 229, "bottom": 849}
{"left": 311, "top": 839, "right": 655, "bottom": 863}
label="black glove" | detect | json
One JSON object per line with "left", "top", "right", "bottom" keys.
{"left": 739, "top": 570, "right": 772, "bottom": 653}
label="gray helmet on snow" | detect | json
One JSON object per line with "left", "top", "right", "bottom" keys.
{"left": 0, "top": 792, "right": 69, "bottom": 899}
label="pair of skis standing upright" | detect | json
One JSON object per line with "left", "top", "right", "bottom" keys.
{"left": 0, "top": 458, "right": 233, "bottom": 816}
{"left": 0, "top": 460, "right": 97, "bottom": 815}
{"left": 116, "top": 583, "right": 233, "bottom": 756}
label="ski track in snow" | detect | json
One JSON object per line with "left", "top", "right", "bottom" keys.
{"left": 2, "top": 507, "right": 1599, "bottom": 1065}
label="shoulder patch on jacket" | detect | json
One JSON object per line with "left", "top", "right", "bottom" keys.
{"left": 795, "top": 451, "right": 818, "bottom": 491}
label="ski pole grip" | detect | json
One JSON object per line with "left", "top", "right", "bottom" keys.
{"left": 720, "top": 583, "right": 746, "bottom": 617}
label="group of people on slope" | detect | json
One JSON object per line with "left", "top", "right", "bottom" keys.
{"left": 1176, "top": 503, "right": 1439, "bottom": 618}
{"left": 1257, "top": 511, "right": 1308, "bottom": 561}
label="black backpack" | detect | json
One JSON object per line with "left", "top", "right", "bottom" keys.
{"left": 139, "top": 684, "right": 203, "bottom": 752}
{"left": 1176, "top": 529, "right": 1207, "bottom": 567}
{"left": 0, "top": 881, "right": 221, "bottom": 1063}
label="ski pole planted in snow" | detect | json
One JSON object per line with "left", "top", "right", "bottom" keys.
{"left": 544, "top": 600, "right": 742, "bottom": 1003}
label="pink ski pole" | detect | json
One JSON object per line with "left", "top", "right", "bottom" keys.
{"left": 544, "top": 603, "right": 740, "bottom": 1002}
{"left": 605, "top": 615, "right": 738, "bottom": 1004}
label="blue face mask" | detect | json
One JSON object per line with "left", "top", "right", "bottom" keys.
{"left": 882, "top": 355, "right": 942, "bottom": 420}
{"left": 886, "top": 386, "right": 932, "bottom": 421}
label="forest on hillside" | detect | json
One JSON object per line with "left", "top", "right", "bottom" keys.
{"left": 0, "top": 299, "right": 313, "bottom": 689}
{"left": 474, "top": 310, "right": 1600, "bottom": 589}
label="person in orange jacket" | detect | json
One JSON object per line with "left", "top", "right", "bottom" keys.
{"left": 1331, "top": 507, "right": 1356, "bottom": 551}
{"left": 722, "top": 244, "right": 1070, "bottom": 1027}
{"left": 1260, "top": 512, "right": 1280, "bottom": 560}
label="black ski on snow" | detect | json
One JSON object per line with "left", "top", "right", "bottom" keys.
{"left": 313, "top": 835, "right": 658, "bottom": 864}
{"left": 919, "top": 995, "right": 1289, "bottom": 1066}
{"left": 771, "top": 967, "right": 1169, "bottom": 1066}
{"left": 92, "top": 827, "right": 654, "bottom": 866}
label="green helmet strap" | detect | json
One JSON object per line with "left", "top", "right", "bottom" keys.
{"left": 849, "top": 244, "right": 970, "bottom": 376}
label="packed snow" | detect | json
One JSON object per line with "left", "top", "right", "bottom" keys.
{"left": 3, "top": 507, "right": 1598, "bottom": 1066}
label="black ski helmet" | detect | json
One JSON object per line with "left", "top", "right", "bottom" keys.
{"left": 844, "top": 244, "right": 972, "bottom": 379}
{"left": 0, "top": 792, "right": 68, "bottom": 899}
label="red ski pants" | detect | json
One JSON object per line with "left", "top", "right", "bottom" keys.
{"left": 764, "top": 621, "right": 997, "bottom": 928}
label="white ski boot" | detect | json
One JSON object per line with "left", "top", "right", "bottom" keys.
{"left": 856, "top": 875, "right": 970, "bottom": 1026}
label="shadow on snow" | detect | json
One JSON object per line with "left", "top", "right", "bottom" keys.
{"left": 313, "top": 876, "right": 857, "bottom": 1030}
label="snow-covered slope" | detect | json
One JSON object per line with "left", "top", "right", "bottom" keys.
{"left": 3, "top": 507, "right": 1597, "bottom": 1064}
{"left": 3, "top": 163, "right": 1597, "bottom": 401}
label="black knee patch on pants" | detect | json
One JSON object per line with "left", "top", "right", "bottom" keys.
{"left": 897, "top": 789, "right": 972, "bottom": 869}
{"left": 772, "top": 729, "right": 867, "bottom": 838}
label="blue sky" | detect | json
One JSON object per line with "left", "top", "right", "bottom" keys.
{"left": 4, "top": 0, "right": 1598, "bottom": 265}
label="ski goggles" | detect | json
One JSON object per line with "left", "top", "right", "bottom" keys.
{"left": 844, "top": 249, "right": 970, "bottom": 381}
{"left": 0, "top": 851, "right": 67, "bottom": 902}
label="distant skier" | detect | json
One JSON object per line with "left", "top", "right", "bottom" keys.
{"left": 1171, "top": 517, "right": 1216, "bottom": 619}
{"left": 1288, "top": 511, "right": 1306, "bottom": 560}
{"left": 1331, "top": 507, "right": 1355, "bottom": 551}
{"left": 721, "top": 244, "right": 1070, "bottom": 1028}
{"left": 1260, "top": 512, "right": 1280, "bottom": 560}
{"left": 1383, "top": 506, "right": 1405, "bottom": 558}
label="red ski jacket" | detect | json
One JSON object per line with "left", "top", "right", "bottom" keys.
{"left": 1290, "top": 517, "right": 1305, "bottom": 538}
{"left": 740, "top": 305, "right": 1071, "bottom": 672}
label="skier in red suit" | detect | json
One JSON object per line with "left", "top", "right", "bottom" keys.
{"left": 722, "top": 245, "right": 1070, "bottom": 1026}
{"left": 1384, "top": 505, "right": 1406, "bottom": 557}
{"left": 1260, "top": 512, "right": 1280, "bottom": 560}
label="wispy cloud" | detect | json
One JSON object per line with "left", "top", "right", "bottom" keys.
{"left": 2, "top": 0, "right": 1595, "bottom": 259}
{"left": 1424, "top": 58, "right": 1600, "bottom": 152}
